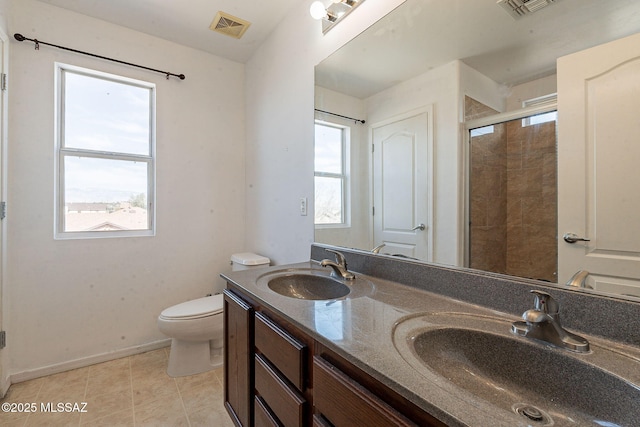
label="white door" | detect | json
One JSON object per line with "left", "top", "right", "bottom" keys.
{"left": 372, "top": 110, "right": 432, "bottom": 260}
{"left": 557, "top": 32, "right": 640, "bottom": 297}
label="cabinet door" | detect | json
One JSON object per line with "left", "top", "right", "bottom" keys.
{"left": 224, "top": 289, "right": 254, "bottom": 427}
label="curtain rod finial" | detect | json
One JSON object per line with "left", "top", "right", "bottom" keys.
{"left": 14, "top": 33, "right": 26, "bottom": 42}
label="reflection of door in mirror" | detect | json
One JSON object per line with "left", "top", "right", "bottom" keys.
{"left": 372, "top": 110, "right": 432, "bottom": 260}
{"left": 467, "top": 97, "right": 558, "bottom": 282}
{"left": 558, "top": 32, "right": 640, "bottom": 297}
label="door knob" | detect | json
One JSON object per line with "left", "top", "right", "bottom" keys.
{"left": 563, "top": 233, "right": 590, "bottom": 244}
{"left": 411, "top": 223, "right": 426, "bottom": 231}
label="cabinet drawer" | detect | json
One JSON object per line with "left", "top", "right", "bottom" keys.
{"left": 255, "top": 312, "right": 306, "bottom": 390}
{"left": 312, "top": 414, "right": 333, "bottom": 427}
{"left": 313, "top": 356, "right": 416, "bottom": 427}
{"left": 255, "top": 354, "right": 306, "bottom": 427}
{"left": 254, "top": 396, "right": 280, "bottom": 427}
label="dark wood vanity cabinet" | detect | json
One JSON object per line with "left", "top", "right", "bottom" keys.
{"left": 223, "top": 285, "right": 446, "bottom": 427}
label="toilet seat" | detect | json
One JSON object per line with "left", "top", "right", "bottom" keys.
{"left": 159, "top": 294, "right": 223, "bottom": 321}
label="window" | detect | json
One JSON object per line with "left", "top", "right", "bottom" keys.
{"left": 55, "top": 64, "right": 156, "bottom": 239}
{"left": 522, "top": 94, "right": 557, "bottom": 126}
{"left": 470, "top": 125, "right": 495, "bottom": 137}
{"left": 314, "top": 122, "right": 348, "bottom": 226}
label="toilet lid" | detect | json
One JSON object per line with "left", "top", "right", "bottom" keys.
{"left": 160, "top": 294, "right": 224, "bottom": 320}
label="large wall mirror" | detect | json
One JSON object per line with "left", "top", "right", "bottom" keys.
{"left": 314, "top": 0, "right": 640, "bottom": 300}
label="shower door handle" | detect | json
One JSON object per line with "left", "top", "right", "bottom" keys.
{"left": 563, "top": 233, "right": 590, "bottom": 244}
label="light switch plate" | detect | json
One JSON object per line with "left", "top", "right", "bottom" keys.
{"left": 300, "top": 197, "right": 308, "bottom": 216}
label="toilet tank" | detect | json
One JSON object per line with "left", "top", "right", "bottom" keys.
{"left": 231, "top": 252, "right": 270, "bottom": 271}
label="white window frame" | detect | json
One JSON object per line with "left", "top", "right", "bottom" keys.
{"left": 314, "top": 120, "right": 350, "bottom": 228}
{"left": 522, "top": 93, "right": 558, "bottom": 126}
{"left": 54, "top": 63, "right": 156, "bottom": 239}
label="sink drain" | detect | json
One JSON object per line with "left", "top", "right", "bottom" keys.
{"left": 512, "top": 403, "right": 554, "bottom": 426}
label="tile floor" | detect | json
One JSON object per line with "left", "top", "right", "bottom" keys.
{"left": 0, "top": 348, "right": 235, "bottom": 426}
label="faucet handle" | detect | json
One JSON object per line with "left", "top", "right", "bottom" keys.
{"left": 325, "top": 249, "right": 346, "bottom": 266}
{"left": 530, "top": 290, "right": 559, "bottom": 315}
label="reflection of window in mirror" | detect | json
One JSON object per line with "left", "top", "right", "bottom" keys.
{"left": 314, "top": 121, "right": 350, "bottom": 227}
{"left": 314, "top": 300, "right": 344, "bottom": 341}
{"left": 522, "top": 94, "right": 558, "bottom": 127}
{"left": 470, "top": 125, "right": 494, "bottom": 138}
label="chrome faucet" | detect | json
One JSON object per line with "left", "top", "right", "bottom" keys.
{"left": 371, "top": 243, "right": 386, "bottom": 254}
{"left": 511, "top": 290, "right": 590, "bottom": 353}
{"left": 320, "top": 249, "right": 355, "bottom": 280}
{"left": 565, "top": 270, "right": 591, "bottom": 289}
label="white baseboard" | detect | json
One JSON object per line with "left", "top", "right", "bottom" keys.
{"left": 0, "top": 373, "right": 9, "bottom": 398}
{"left": 10, "top": 339, "right": 171, "bottom": 384}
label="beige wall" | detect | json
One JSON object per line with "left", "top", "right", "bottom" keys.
{"left": 6, "top": 0, "right": 246, "bottom": 377}
{"left": 3, "top": 0, "right": 406, "bottom": 379}
{"left": 244, "top": 0, "right": 405, "bottom": 265}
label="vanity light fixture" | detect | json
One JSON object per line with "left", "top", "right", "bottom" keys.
{"left": 310, "top": 0, "right": 366, "bottom": 34}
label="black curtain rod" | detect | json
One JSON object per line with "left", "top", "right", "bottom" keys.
{"left": 14, "top": 33, "right": 185, "bottom": 81}
{"left": 315, "top": 108, "right": 365, "bottom": 124}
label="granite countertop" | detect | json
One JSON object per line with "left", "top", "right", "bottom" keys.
{"left": 221, "top": 261, "right": 640, "bottom": 427}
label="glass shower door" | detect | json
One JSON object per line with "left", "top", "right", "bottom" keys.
{"left": 468, "top": 110, "right": 558, "bottom": 282}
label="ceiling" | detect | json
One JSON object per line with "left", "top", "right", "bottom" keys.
{"left": 35, "top": 0, "right": 302, "bottom": 63}
{"left": 33, "top": 0, "right": 640, "bottom": 94}
{"left": 315, "top": 0, "right": 640, "bottom": 98}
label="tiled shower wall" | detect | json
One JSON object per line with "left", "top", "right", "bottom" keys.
{"left": 466, "top": 97, "right": 557, "bottom": 282}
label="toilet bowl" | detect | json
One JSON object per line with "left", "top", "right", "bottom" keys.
{"left": 158, "top": 253, "right": 270, "bottom": 377}
{"left": 157, "top": 294, "right": 224, "bottom": 377}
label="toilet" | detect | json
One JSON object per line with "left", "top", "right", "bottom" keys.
{"left": 157, "top": 253, "right": 270, "bottom": 377}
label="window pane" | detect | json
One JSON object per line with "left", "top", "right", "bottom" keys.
{"left": 315, "top": 176, "right": 343, "bottom": 224}
{"left": 64, "top": 72, "right": 151, "bottom": 155}
{"left": 63, "top": 156, "right": 149, "bottom": 232}
{"left": 315, "top": 124, "right": 342, "bottom": 173}
{"left": 470, "top": 125, "right": 494, "bottom": 137}
{"left": 528, "top": 111, "right": 557, "bottom": 126}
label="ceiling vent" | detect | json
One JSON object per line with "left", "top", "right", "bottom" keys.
{"left": 209, "top": 11, "right": 251, "bottom": 39}
{"left": 497, "top": 0, "right": 559, "bottom": 19}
